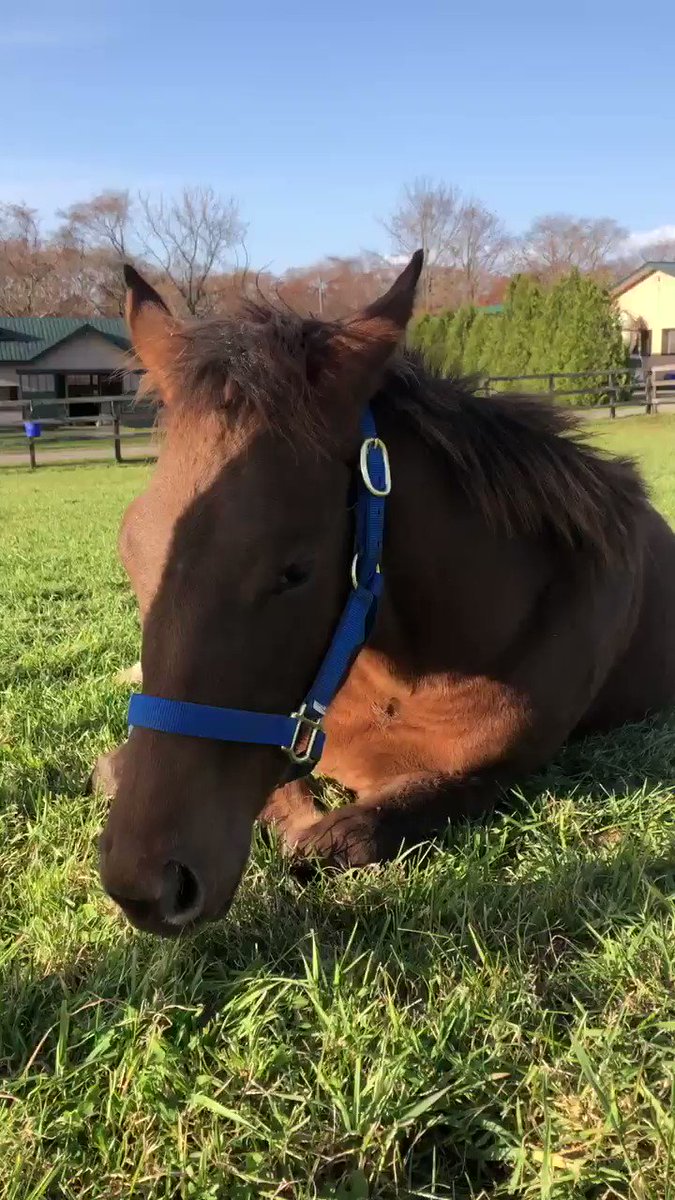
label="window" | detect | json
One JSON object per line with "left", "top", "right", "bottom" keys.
{"left": 21, "top": 373, "right": 55, "bottom": 394}
{"left": 67, "top": 374, "right": 99, "bottom": 397}
{"left": 662, "top": 329, "right": 675, "bottom": 355}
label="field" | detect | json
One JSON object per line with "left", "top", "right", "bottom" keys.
{"left": 0, "top": 428, "right": 155, "bottom": 464}
{"left": 1, "top": 415, "right": 675, "bottom": 1199}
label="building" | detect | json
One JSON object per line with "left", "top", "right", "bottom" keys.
{"left": 612, "top": 262, "right": 675, "bottom": 366}
{"left": 0, "top": 316, "right": 139, "bottom": 423}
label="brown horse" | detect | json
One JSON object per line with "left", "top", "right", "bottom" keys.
{"left": 96, "top": 255, "right": 675, "bottom": 937}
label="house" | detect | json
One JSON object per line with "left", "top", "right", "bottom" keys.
{"left": 612, "top": 262, "right": 675, "bottom": 365}
{"left": 0, "top": 316, "right": 139, "bottom": 423}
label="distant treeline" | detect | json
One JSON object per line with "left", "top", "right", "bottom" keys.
{"left": 408, "top": 271, "right": 628, "bottom": 404}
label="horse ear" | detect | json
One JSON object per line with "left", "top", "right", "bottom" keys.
{"left": 359, "top": 249, "right": 424, "bottom": 328}
{"left": 320, "top": 251, "right": 423, "bottom": 410}
{"left": 124, "top": 264, "right": 180, "bottom": 400}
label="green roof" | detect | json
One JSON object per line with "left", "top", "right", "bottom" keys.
{"left": 0, "top": 317, "right": 129, "bottom": 363}
{"left": 613, "top": 261, "right": 675, "bottom": 295}
{"left": 478, "top": 304, "right": 504, "bottom": 314}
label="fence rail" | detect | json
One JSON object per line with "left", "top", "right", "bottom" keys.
{"left": 0, "top": 396, "right": 156, "bottom": 468}
{"left": 477, "top": 364, "right": 675, "bottom": 417}
{"left": 2, "top": 366, "right": 675, "bottom": 468}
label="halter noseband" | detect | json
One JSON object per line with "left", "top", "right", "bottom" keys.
{"left": 127, "top": 407, "right": 390, "bottom": 779}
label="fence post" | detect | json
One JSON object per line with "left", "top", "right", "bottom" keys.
{"left": 548, "top": 373, "right": 555, "bottom": 403}
{"left": 113, "top": 402, "right": 122, "bottom": 463}
{"left": 645, "top": 370, "right": 653, "bottom": 415}
{"left": 28, "top": 437, "right": 36, "bottom": 469}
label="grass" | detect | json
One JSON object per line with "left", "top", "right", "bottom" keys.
{"left": 0, "top": 430, "right": 154, "bottom": 459}
{"left": 1, "top": 416, "right": 675, "bottom": 1198}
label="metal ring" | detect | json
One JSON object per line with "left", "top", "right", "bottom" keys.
{"left": 351, "top": 553, "right": 380, "bottom": 590}
{"left": 351, "top": 552, "right": 359, "bottom": 589}
{"left": 360, "top": 437, "right": 391, "bottom": 497}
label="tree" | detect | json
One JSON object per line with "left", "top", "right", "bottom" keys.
{"left": 639, "top": 237, "right": 675, "bottom": 262}
{"left": 462, "top": 310, "right": 500, "bottom": 376}
{"left": 515, "top": 214, "right": 627, "bottom": 279}
{"left": 58, "top": 190, "right": 133, "bottom": 258}
{"left": 0, "top": 203, "right": 57, "bottom": 316}
{"left": 276, "top": 254, "right": 397, "bottom": 319}
{"left": 138, "top": 187, "right": 246, "bottom": 315}
{"left": 441, "top": 305, "right": 477, "bottom": 374}
{"left": 408, "top": 310, "right": 456, "bottom": 372}
{"left": 382, "top": 178, "right": 463, "bottom": 309}
{"left": 455, "top": 201, "right": 510, "bottom": 303}
{"left": 56, "top": 191, "right": 135, "bottom": 315}
{"left": 411, "top": 271, "right": 626, "bottom": 399}
{"left": 529, "top": 271, "right": 627, "bottom": 400}
{"left": 488, "top": 274, "right": 543, "bottom": 383}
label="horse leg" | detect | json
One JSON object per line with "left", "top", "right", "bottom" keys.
{"left": 258, "top": 778, "right": 326, "bottom": 848}
{"left": 88, "top": 742, "right": 129, "bottom": 798}
{"left": 289, "top": 773, "right": 501, "bottom": 868}
{"left": 116, "top": 660, "right": 143, "bottom": 686}
{"left": 87, "top": 662, "right": 141, "bottom": 795}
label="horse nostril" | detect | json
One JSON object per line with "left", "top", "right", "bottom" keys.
{"left": 161, "top": 861, "right": 204, "bottom": 926}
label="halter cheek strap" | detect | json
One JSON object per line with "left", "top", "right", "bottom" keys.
{"left": 127, "top": 406, "right": 390, "bottom": 779}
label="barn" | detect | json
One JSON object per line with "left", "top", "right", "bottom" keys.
{"left": 0, "top": 317, "right": 139, "bottom": 423}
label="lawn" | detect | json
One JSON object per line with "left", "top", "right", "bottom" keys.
{"left": 0, "top": 428, "right": 154, "bottom": 462}
{"left": 1, "top": 416, "right": 674, "bottom": 1199}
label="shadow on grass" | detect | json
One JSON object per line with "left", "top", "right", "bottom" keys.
{"left": 2, "top": 711, "right": 674, "bottom": 1197}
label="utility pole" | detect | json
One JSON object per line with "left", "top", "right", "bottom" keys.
{"left": 312, "top": 276, "right": 327, "bottom": 316}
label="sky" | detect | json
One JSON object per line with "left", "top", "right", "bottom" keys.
{"left": 2, "top": 0, "right": 674, "bottom": 272}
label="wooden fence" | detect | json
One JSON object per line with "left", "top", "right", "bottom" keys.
{"left": 1, "top": 366, "right": 675, "bottom": 469}
{"left": 0, "top": 396, "right": 156, "bottom": 469}
{"left": 477, "top": 364, "right": 675, "bottom": 417}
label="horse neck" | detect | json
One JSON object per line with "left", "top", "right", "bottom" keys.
{"left": 371, "top": 407, "right": 551, "bottom": 678}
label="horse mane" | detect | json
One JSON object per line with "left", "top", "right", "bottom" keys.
{"left": 163, "top": 303, "right": 647, "bottom": 566}
{"left": 383, "top": 355, "right": 647, "bottom": 565}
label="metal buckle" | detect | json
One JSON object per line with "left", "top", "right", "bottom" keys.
{"left": 283, "top": 702, "right": 324, "bottom": 766}
{"left": 351, "top": 553, "right": 381, "bottom": 590}
{"left": 360, "top": 437, "right": 391, "bottom": 497}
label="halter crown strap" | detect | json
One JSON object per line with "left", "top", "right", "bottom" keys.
{"left": 127, "top": 406, "right": 390, "bottom": 778}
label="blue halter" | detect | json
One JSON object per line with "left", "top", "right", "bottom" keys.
{"left": 127, "top": 407, "right": 390, "bottom": 779}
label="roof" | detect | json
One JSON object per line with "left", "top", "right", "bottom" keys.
{"left": 0, "top": 316, "right": 129, "bottom": 363}
{"left": 612, "top": 261, "right": 675, "bottom": 297}
{"left": 478, "top": 303, "right": 504, "bottom": 314}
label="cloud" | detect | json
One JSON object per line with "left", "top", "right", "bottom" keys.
{"left": 624, "top": 225, "right": 675, "bottom": 250}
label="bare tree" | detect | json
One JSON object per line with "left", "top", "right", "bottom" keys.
{"left": 455, "top": 200, "right": 510, "bottom": 303}
{"left": 138, "top": 186, "right": 246, "bottom": 315}
{"left": 276, "top": 253, "right": 399, "bottom": 319}
{"left": 55, "top": 191, "right": 135, "bottom": 314}
{"left": 382, "top": 178, "right": 464, "bottom": 308}
{"left": 57, "top": 190, "right": 133, "bottom": 258}
{"left": 638, "top": 237, "right": 675, "bottom": 262}
{"left": 0, "top": 203, "right": 57, "bottom": 316}
{"left": 515, "top": 214, "right": 627, "bottom": 278}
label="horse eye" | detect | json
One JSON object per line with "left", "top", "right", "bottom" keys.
{"left": 276, "top": 563, "right": 311, "bottom": 592}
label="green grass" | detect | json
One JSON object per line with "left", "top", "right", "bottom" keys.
{"left": 1, "top": 418, "right": 675, "bottom": 1199}
{"left": 0, "top": 431, "right": 154, "bottom": 458}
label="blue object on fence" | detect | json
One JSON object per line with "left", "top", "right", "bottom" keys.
{"left": 23, "top": 421, "right": 42, "bottom": 438}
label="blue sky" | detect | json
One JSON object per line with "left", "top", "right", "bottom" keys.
{"left": 2, "top": 0, "right": 673, "bottom": 271}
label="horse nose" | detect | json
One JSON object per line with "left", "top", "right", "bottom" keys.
{"left": 160, "top": 861, "right": 204, "bottom": 926}
{"left": 100, "top": 839, "right": 204, "bottom": 932}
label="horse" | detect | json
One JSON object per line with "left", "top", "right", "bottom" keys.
{"left": 95, "top": 254, "right": 675, "bottom": 937}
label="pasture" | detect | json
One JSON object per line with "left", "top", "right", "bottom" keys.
{"left": 1, "top": 415, "right": 675, "bottom": 1199}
